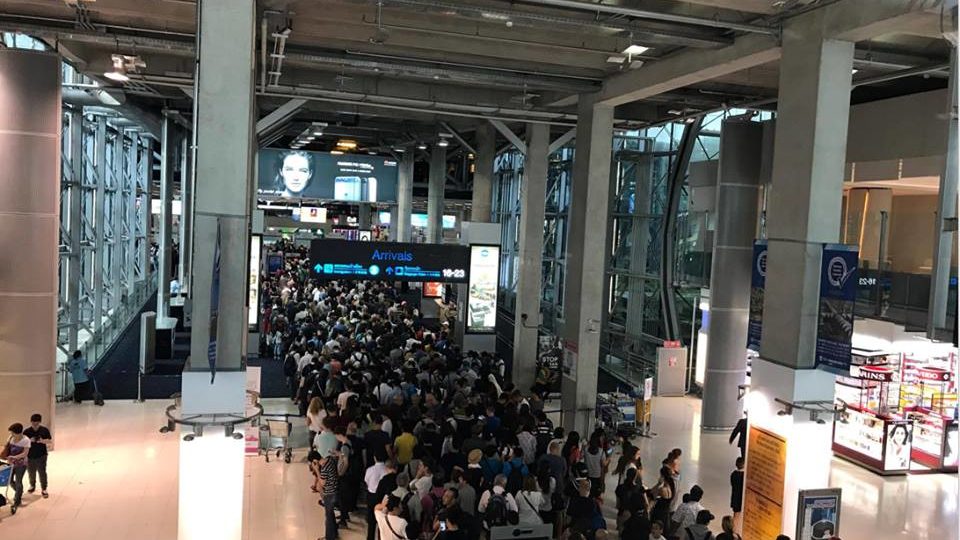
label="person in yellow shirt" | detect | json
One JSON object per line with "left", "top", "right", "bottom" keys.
{"left": 393, "top": 421, "right": 418, "bottom": 465}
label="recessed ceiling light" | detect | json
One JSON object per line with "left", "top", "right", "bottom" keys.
{"left": 851, "top": 68, "right": 859, "bottom": 74}
{"left": 330, "top": 150, "right": 344, "bottom": 155}
{"left": 622, "top": 45, "right": 650, "bottom": 56}
{"left": 417, "top": 143, "right": 427, "bottom": 150}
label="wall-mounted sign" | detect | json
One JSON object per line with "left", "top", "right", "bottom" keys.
{"left": 248, "top": 235, "right": 261, "bottom": 327}
{"left": 294, "top": 207, "right": 327, "bottom": 223}
{"left": 917, "top": 366, "right": 953, "bottom": 382}
{"left": 466, "top": 244, "right": 500, "bottom": 333}
{"left": 743, "top": 426, "right": 787, "bottom": 540}
{"left": 309, "top": 239, "right": 470, "bottom": 282}
{"left": 795, "top": 488, "right": 841, "bottom": 540}
{"left": 422, "top": 282, "right": 444, "bottom": 299}
{"left": 854, "top": 365, "right": 897, "bottom": 382}
{"left": 257, "top": 148, "right": 398, "bottom": 202}
{"left": 816, "top": 244, "right": 859, "bottom": 374}
{"left": 747, "top": 240, "right": 767, "bottom": 352}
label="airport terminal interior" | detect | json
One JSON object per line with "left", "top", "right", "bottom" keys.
{"left": 0, "top": 1, "right": 957, "bottom": 540}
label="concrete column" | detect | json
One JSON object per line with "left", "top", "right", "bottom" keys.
{"left": 428, "top": 147, "right": 446, "bottom": 243}
{"left": 397, "top": 152, "right": 414, "bottom": 242}
{"left": 158, "top": 116, "right": 175, "bottom": 319}
{"left": 752, "top": 10, "right": 854, "bottom": 535}
{"left": 701, "top": 120, "right": 763, "bottom": 430}
{"left": 189, "top": 0, "right": 255, "bottom": 375}
{"left": 928, "top": 47, "right": 958, "bottom": 336}
{"left": 179, "top": 134, "right": 194, "bottom": 291}
{"left": 472, "top": 122, "right": 496, "bottom": 222}
{"left": 841, "top": 188, "right": 892, "bottom": 270}
{"left": 358, "top": 203, "right": 371, "bottom": 230}
{"left": 625, "top": 155, "right": 652, "bottom": 333}
{"left": 560, "top": 94, "right": 614, "bottom": 434}
{"left": 512, "top": 123, "right": 549, "bottom": 392}
{"left": 0, "top": 50, "right": 60, "bottom": 433}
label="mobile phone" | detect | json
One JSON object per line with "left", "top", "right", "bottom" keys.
{"left": 605, "top": 447, "right": 614, "bottom": 456}
{"left": 440, "top": 521, "right": 447, "bottom": 531}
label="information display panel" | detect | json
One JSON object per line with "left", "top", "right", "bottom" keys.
{"left": 466, "top": 244, "right": 499, "bottom": 333}
{"left": 309, "top": 239, "right": 470, "bottom": 283}
{"left": 258, "top": 149, "right": 398, "bottom": 202}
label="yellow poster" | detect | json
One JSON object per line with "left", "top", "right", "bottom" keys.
{"left": 742, "top": 426, "right": 788, "bottom": 540}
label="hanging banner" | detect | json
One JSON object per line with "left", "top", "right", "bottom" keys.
{"left": 743, "top": 426, "right": 787, "bottom": 540}
{"left": 815, "top": 244, "right": 859, "bottom": 375}
{"left": 747, "top": 240, "right": 767, "bottom": 352}
{"left": 795, "top": 488, "right": 841, "bottom": 540}
{"left": 208, "top": 220, "right": 222, "bottom": 383}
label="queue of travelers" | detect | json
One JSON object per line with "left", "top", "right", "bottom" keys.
{"left": 256, "top": 239, "right": 795, "bottom": 540}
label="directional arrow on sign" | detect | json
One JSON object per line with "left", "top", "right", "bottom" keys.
{"left": 385, "top": 267, "right": 393, "bottom": 275}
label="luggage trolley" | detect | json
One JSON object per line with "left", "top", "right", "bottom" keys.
{"left": 259, "top": 413, "right": 295, "bottom": 463}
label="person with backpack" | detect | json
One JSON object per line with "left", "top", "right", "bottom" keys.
{"left": 477, "top": 474, "right": 519, "bottom": 530}
{"left": 478, "top": 445, "right": 503, "bottom": 487}
{"left": 502, "top": 446, "right": 529, "bottom": 495}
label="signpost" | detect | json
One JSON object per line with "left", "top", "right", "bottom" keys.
{"left": 309, "top": 239, "right": 470, "bottom": 283}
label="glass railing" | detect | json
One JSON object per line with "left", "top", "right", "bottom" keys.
{"left": 56, "top": 275, "right": 158, "bottom": 400}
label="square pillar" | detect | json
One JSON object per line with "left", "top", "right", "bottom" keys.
{"left": 472, "top": 122, "right": 496, "bottom": 222}
{"left": 560, "top": 94, "right": 613, "bottom": 434}
{"left": 427, "top": 147, "right": 446, "bottom": 243}
{"left": 512, "top": 123, "right": 549, "bottom": 391}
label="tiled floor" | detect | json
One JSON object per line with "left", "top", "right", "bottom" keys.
{"left": 0, "top": 397, "right": 955, "bottom": 540}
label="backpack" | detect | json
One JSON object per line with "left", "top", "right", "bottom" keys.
{"left": 505, "top": 462, "right": 524, "bottom": 495}
{"left": 484, "top": 491, "right": 510, "bottom": 527}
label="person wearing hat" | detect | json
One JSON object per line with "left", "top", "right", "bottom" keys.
{"left": 684, "top": 509, "right": 716, "bottom": 540}
{"left": 464, "top": 449, "right": 484, "bottom": 493}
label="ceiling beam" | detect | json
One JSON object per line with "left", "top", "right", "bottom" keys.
{"left": 256, "top": 97, "right": 306, "bottom": 136}
{"left": 549, "top": 128, "right": 576, "bottom": 154}
{"left": 440, "top": 121, "right": 477, "bottom": 156}
{"left": 489, "top": 119, "right": 528, "bottom": 154}
{"left": 598, "top": 0, "right": 950, "bottom": 107}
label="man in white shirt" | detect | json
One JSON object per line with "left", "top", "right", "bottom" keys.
{"left": 672, "top": 484, "right": 705, "bottom": 533}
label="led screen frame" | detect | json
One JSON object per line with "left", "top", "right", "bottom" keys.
{"left": 466, "top": 244, "right": 500, "bottom": 334}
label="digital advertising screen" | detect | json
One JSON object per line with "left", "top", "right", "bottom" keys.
{"left": 422, "top": 282, "right": 444, "bottom": 298}
{"left": 309, "top": 239, "right": 470, "bottom": 283}
{"left": 258, "top": 148, "right": 398, "bottom": 202}
{"left": 466, "top": 244, "right": 500, "bottom": 333}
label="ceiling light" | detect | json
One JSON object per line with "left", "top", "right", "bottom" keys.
{"left": 606, "top": 55, "right": 627, "bottom": 64}
{"left": 104, "top": 54, "right": 129, "bottom": 82}
{"left": 437, "top": 139, "right": 449, "bottom": 147}
{"left": 306, "top": 135, "right": 316, "bottom": 141}
{"left": 330, "top": 150, "right": 344, "bottom": 155}
{"left": 417, "top": 143, "right": 428, "bottom": 150}
{"left": 393, "top": 147, "right": 405, "bottom": 153}
{"left": 622, "top": 45, "right": 650, "bottom": 56}
{"left": 336, "top": 139, "right": 357, "bottom": 150}
{"left": 368, "top": 151, "right": 377, "bottom": 155}
{"left": 851, "top": 68, "right": 859, "bottom": 74}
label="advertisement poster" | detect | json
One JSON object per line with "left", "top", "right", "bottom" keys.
{"left": 257, "top": 148, "right": 398, "bottom": 202}
{"left": 293, "top": 206, "right": 327, "bottom": 223}
{"left": 467, "top": 245, "right": 500, "bottom": 333}
{"left": 248, "top": 235, "right": 261, "bottom": 327}
{"left": 815, "top": 244, "right": 859, "bottom": 374}
{"left": 536, "top": 335, "right": 562, "bottom": 393}
{"left": 422, "top": 282, "right": 444, "bottom": 299}
{"left": 747, "top": 240, "right": 767, "bottom": 351}
{"left": 795, "top": 489, "right": 841, "bottom": 540}
{"left": 310, "top": 239, "right": 470, "bottom": 283}
{"left": 563, "top": 340, "right": 578, "bottom": 379}
{"left": 883, "top": 421, "right": 913, "bottom": 471}
{"left": 743, "top": 426, "right": 787, "bottom": 540}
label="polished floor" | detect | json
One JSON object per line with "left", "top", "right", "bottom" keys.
{"left": 0, "top": 397, "right": 955, "bottom": 540}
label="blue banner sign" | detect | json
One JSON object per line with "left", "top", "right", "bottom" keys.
{"left": 816, "top": 244, "right": 859, "bottom": 374}
{"left": 746, "top": 240, "right": 767, "bottom": 352}
{"left": 309, "top": 239, "right": 471, "bottom": 283}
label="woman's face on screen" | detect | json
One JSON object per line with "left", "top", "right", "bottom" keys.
{"left": 281, "top": 154, "right": 312, "bottom": 193}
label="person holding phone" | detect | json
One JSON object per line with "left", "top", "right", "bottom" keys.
{"left": 23, "top": 413, "right": 52, "bottom": 498}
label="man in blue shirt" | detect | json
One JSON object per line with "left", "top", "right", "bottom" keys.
{"left": 66, "top": 350, "right": 90, "bottom": 404}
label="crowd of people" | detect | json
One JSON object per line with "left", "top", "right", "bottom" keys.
{"left": 256, "top": 239, "right": 827, "bottom": 540}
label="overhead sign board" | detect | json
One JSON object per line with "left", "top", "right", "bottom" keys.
{"left": 309, "top": 239, "right": 470, "bottom": 283}
{"left": 257, "top": 148, "right": 398, "bottom": 202}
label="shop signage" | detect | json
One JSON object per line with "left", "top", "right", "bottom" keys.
{"left": 747, "top": 240, "right": 767, "bottom": 352}
{"left": 855, "top": 365, "right": 897, "bottom": 382}
{"left": 815, "top": 244, "right": 859, "bottom": 375}
{"left": 466, "top": 244, "right": 500, "bottom": 333}
{"left": 796, "top": 488, "right": 841, "bottom": 540}
{"left": 309, "top": 239, "right": 470, "bottom": 283}
{"left": 743, "top": 426, "right": 787, "bottom": 540}
{"left": 917, "top": 366, "right": 953, "bottom": 382}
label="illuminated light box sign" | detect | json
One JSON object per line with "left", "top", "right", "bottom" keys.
{"left": 293, "top": 207, "right": 327, "bottom": 223}
{"left": 467, "top": 244, "right": 499, "bottom": 333}
{"left": 309, "top": 239, "right": 470, "bottom": 283}
{"left": 257, "top": 148, "right": 398, "bottom": 202}
{"left": 410, "top": 213, "right": 457, "bottom": 229}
